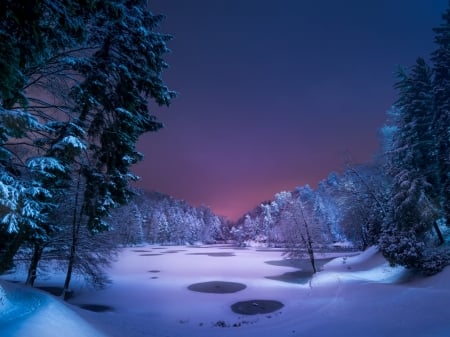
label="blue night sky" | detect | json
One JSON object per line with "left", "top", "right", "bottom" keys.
{"left": 134, "top": 0, "right": 448, "bottom": 220}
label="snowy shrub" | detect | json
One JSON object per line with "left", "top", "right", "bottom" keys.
{"left": 420, "top": 249, "right": 450, "bottom": 276}
{"left": 380, "top": 225, "right": 450, "bottom": 275}
{"left": 380, "top": 229, "right": 425, "bottom": 269}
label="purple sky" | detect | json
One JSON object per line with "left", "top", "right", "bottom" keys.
{"left": 134, "top": 0, "right": 448, "bottom": 220}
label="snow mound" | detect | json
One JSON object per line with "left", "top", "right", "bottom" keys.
{"left": 323, "top": 246, "right": 381, "bottom": 271}
{"left": 0, "top": 281, "right": 105, "bottom": 337}
{"left": 0, "top": 284, "right": 12, "bottom": 312}
{"left": 312, "top": 246, "right": 410, "bottom": 286}
{"left": 0, "top": 281, "right": 43, "bottom": 324}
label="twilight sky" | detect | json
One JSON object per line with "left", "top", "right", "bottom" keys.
{"left": 134, "top": 0, "right": 448, "bottom": 221}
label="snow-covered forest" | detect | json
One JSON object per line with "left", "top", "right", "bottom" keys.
{"left": 1, "top": 0, "right": 450, "bottom": 336}
{"left": 108, "top": 190, "right": 226, "bottom": 246}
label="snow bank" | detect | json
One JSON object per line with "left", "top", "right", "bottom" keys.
{"left": 0, "top": 281, "right": 106, "bottom": 337}
{"left": 312, "top": 246, "right": 411, "bottom": 286}
{"left": 0, "top": 283, "right": 12, "bottom": 312}
{"left": 323, "top": 245, "right": 382, "bottom": 270}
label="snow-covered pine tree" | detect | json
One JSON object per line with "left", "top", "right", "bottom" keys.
{"left": 0, "top": 109, "right": 64, "bottom": 274}
{"left": 70, "top": 1, "right": 175, "bottom": 234}
{"left": 431, "top": 3, "right": 450, "bottom": 227}
{"left": 1, "top": 1, "right": 176, "bottom": 294}
{"left": 379, "top": 58, "right": 449, "bottom": 274}
{"left": 311, "top": 190, "right": 339, "bottom": 244}
{"left": 196, "top": 206, "right": 218, "bottom": 244}
{"left": 24, "top": 155, "right": 71, "bottom": 286}
{"left": 242, "top": 214, "right": 256, "bottom": 243}
{"left": 1, "top": 0, "right": 106, "bottom": 274}
{"left": 0, "top": 0, "right": 92, "bottom": 109}
{"left": 260, "top": 203, "right": 275, "bottom": 246}
{"left": 47, "top": 1, "right": 175, "bottom": 297}
{"left": 156, "top": 211, "right": 171, "bottom": 244}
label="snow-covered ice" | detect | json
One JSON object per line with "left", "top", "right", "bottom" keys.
{"left": 1, "top": 245, "right": 450, "bottom": 337}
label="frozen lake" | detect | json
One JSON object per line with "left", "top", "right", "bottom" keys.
{"left": 2, "top": 245, "right": 450, "bottom": 337}
{"left": 69, "top": 245, "right": 332, "bottom": 333}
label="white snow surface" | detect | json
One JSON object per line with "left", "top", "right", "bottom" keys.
{"left": 0, "top": 281, "right": 106, "bottom": 337}
{"left": 1, "top": 245, "right": 450, "bottom": 337}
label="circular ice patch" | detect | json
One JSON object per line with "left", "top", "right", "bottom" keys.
{"left": 187, "top": 281, "right": 246, "bottom": 294}
{"left": 186, "top": 252, "right": 235, "bottom": 257}
{"left": 231, "top": 300, "right": 284, "bottom": 315}
{"left": 78, "top": 304, "right": 114, "bottom": 312}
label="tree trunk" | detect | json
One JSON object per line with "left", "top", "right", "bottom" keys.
{"left": 298, "top": 203, "right": 317, "bottom": 273}
{"left": 360, "top": 220, "right": 369, "bottom": 250}
{"left": 26, "top": 244, "right": 43, "bottom": 286}
{"left": 61, "top": 174, "right": 82, "bottom": 300}
{"left": 433, "top": 222, "right": 445, "bottom": 245}
{"left": 308, "top": 247, "right": 317, "bottom": 273}
{"left": 61, "top": 244, "right": 76, "bottom": 300}
{"left": 444, "top": 204, "right": 450, "bottom": 229}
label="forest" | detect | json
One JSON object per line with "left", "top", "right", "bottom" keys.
{"left": 0, "top": 0, "right": 450, "bottom": 300}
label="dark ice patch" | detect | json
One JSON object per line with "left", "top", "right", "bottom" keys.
{"left": 187, "top": 281, "right": 246, "bottom": 294}
{"left": 231, "top": 300, "right": 284, "bottom": 315}
{"left": 78, "top": 304, "right": 114, "bottom": 312}
{"left": 186, "top": 252, "right": 235, "bottom": 257}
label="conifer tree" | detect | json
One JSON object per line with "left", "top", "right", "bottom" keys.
{"left": 380, "top": 54, "right": 449, "bottom": 274}
{"left": 0, "top": 1, "right": 176, "bottom": 291}
{"left": 431, "top": 2, "right": 450, "bottom": 226}
{"left": 55, "top": 0, "right": 175, "bottom": 297}
{"left": 0, "top": 1, "right": 95, "bottom": 272}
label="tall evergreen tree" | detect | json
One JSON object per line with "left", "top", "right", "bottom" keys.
{"left": 0, "top": 0, "right": 106, "bottom": 274}
{"left": 0, "top": 0, "right": 94, "bottom": 108}
{"left": 53, "top": 0, "right": 175, "bottom": 297}
{"left": 380, "top": 58, "right": 449, "bottom": 275}
{"left": 0, "top": 1, "right": 176, "bottom": 291}
{"left": 431, "top": 2, "right": 450, "bottom": 226}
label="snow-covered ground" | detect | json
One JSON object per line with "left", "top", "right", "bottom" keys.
{"left": 1, "top": 245, "right": 450, "bottom": 337}
{"left": 0, "top": 280, "right": 107, "bottom": 337}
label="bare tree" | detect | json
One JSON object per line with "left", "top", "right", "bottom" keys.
{"left": 273, "top": 188, "right": 331, "bottom": 273}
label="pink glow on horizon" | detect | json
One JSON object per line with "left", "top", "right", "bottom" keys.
{"left": 131, "top": 0, "right": 446, "bottom": 221}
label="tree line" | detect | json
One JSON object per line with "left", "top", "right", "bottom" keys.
{"left": 229, "top": 164, "right": 386, "bottom": 272}
{"left": 108, "top": 190, "right": 227, "bottom": 246}
{"left": 9, "top": 190, "right": 226, "bottom": 293}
